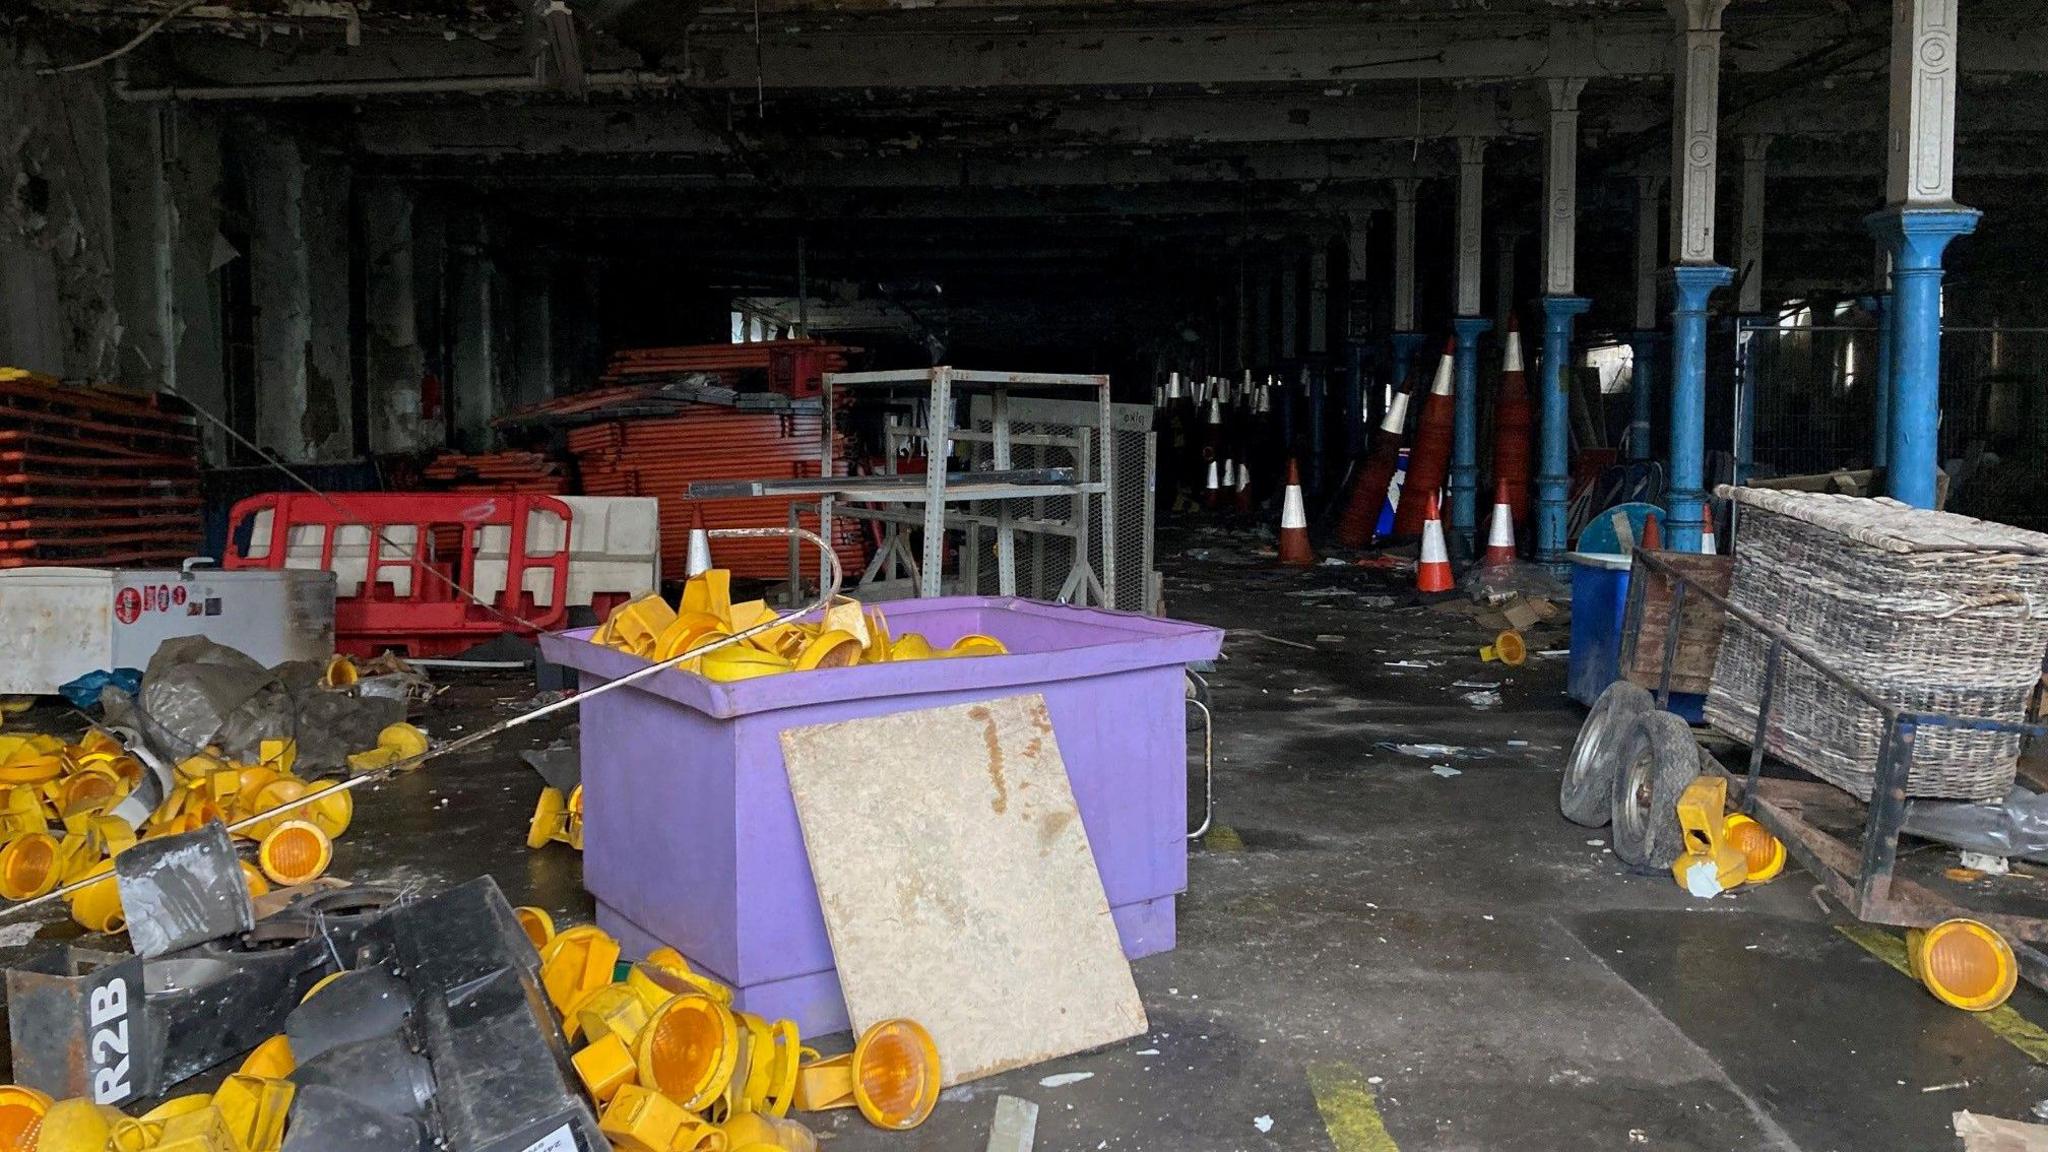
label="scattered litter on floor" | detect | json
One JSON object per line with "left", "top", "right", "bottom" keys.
{"left": 1460, "top": 690, "right": 1501, "bottom": 708}
{"left": 1924, "top": 1080, "right": 1972, "bottom": 1093}
{"left": 1381, "top": 742, "right": 1473, "bottom": 759}
{"left": 1038, "top": 1072, "right": 1095, "bottom": 1088}
{"left": 1235, "top": 629, "right": 1318, "bottom": 651}
{"left": 1252, "top": 1114, "right": 1274, "bottom": 1133}
{"left": 1508, "top": 739, "right": 1530, "bottom": 747}
{"left": 1451, "top": 680, "right": 1499, "bottom": 689}
{"left": 986, "top": 1095, "right": 1040, "bottom": 1152}
{"left": 1956, "top": 1111, "right": 2048, "bottom": 1151}
{"left": 1383, "top": 660, "right": 1431, "bottom": 669}
{"left": 1135, "top": 1048, "right": 1160, "bottom": 1056}
{"left": 1431, "top": 765, "right": 1461, "bottom": 778}
{"left": 1315, "top": 634, "right": 1346, "bottom": 644}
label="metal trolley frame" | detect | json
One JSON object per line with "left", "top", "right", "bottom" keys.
{"left": 1627, "top": 546, "right": 2048, "bottom": 990}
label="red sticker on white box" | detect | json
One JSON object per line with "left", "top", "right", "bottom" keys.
{"left": 115, "top": 588, "right": 141, "bottom": 625}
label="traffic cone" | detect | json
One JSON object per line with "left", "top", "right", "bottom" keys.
{"left": 1277, "top": 460, "right": 1315, "bottom": 567}
{"left": 1416, "top": 494, "right": 1454, "bottom": 593}
{"left": 1391, "top": 341, "right": 1456, "bottom": 540}
{"left": 1639, "top": 511, "right": 1662, "bottom": 552}
{"left": 1235, "top": 463, "right": 1253, "bottom": 513}
{"left": 1203, "top": 460, "right": 1220, "bottom": 509}
{"left": 1701, "top": 508, "right": 1718, "bottom": 554}
{"left": 1490, "top": 313, "right": 1534, "bottom": 530}
{"left": 1481, "top": 480, "right": 1517, "bottom": 567}
{"left": 1335, "top": 383, "right": 1413, "bottom": 548}
{"left": 685, "top": 506, "right": 714, "bottom": 577}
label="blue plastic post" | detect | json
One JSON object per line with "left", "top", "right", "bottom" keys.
{"left": 1307, "top": 367, "right": 1326, "bottom": 498}
{"left": 1536, "top": 296, "right": 1592, "bottom": 564}
{"left": 1626, "top": 331, "right": 1662, "bottom": 463}
{"left": 1342, "top": 342, "right": 1368, "bottom": 459}
{"left": 1865, "top": 291, "right": 1895, "bottom": 472}
{"left": 1868, "top": 208, "right": 1977, "bottom": 508}
{"left": 1387, "top": 331, "right": 1428, "bottom": 400}
{"left": 1664, "top": 264, "right": 1734, "bottom": 553}
{"left": 1276, "top": 367, "right": 1296, "bottom": 462}
{"left": 1449, "top": 317, "right": 1494, "bottom": 551}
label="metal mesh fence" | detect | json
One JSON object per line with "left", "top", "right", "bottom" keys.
{"left": 1736, "top": 321, "right": 2048, "bottom": 529}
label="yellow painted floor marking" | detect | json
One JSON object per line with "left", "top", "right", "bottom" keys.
{"left": 1836, "top": 923, "right": 2048, "bottom": 1063}
{"left": 1308, "top": 1062, "right": 1400, "bottom": 1152}
{"left": 1203, "top": 823, "right": 1245, "bottom": 852}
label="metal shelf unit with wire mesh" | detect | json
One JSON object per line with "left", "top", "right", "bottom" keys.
{"left": 964, "top": 394, "right": 1156, "bottom": 614}
{"left": 815, "top": 367, "right": 1118, "bottom": 605}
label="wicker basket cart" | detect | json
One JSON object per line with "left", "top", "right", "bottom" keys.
{"left": 1594, "top": 487, "right": 2048, "bottom": 996}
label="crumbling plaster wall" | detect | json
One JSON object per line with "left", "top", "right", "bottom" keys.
{"left": 2, "top": 42, "right": 232, "bottom": 453}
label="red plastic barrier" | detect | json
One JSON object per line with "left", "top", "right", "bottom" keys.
{"left": 224, "top": 492, "right": 572, "bottom": 658}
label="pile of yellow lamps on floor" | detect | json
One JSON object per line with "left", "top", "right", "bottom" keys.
{"left": 0, "top": 708, "right": 429, "bottom": 934}
{"left": 0, "top": 1064, "right": 295, "bottom": 1152}
{"left": 531, "top": 568, "right": 1013, "bottom": 853}
{"left": 517, "top": 912, "right": 942, "bottom": 1149}
{"left": 588, "top": 568, "right": 1009, "bottom": 680}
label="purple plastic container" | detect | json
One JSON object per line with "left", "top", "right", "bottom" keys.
{"left": 538, "top": 596, "right": 1223, "bottom": 1036}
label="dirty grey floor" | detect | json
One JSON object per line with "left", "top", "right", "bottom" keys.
{"left": 7, "top": 526, "right": 2048, "bottom": 1150}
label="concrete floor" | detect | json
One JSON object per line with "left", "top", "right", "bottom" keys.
{"left": 7, "top": 529, "right": 2048, "bottom": 1149}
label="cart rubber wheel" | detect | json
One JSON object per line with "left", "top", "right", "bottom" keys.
{"left": 1560, "top": 681, "right": 1654, "bottom": 827}
{"left": 1609, "top": 709, "right": 1703, "bottom": 871}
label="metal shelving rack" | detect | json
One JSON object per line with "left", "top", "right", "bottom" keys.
{"left": 821, "top": 367, "right": 1115, "bottom": 602}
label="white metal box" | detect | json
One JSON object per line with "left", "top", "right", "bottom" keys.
{"left": 0, "top": 566, "right": 337, "bottom": 696}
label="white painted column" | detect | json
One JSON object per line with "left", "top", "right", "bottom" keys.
{"left": 1456, "top": 138, "right": 1487, "bottom": 317}
{"left": 1737, "top": 134, "right": 1772, "bottom": 313}
{"left": 1664, "top": 0, "right": 1735, "bottom": 554}
{"left": 1668, "top": 0, "right": 1732, "bottom": 265}
{"left": 1887, "top": 0, "right": 1960, "bottom": 206}
{"left": 1634, "top": 173, "right": 1665, "bottom": 331}
{"left": 1392, "top": 178, "right": 1420, "bottom": 333}
{"left": 1873, "top": 0, "right": 1975, "bottom": 511}
{"left": 1543, "top": 78, "right": 1587, "bottom": 298}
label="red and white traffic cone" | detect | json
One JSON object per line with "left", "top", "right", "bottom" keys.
{"left": 1639, "top": 511, "right": 1662, "bottom": 552}
{"left": 1491, "top": 313, "right": 1534, "bottom": 531}
{"left": 1234, "top": 462, "right": 1253, "bottom": 513}
{"left": 1417, "top": 493, "right": 1454, "bottom": 593}
{"left": 685, "top": 505, "right": 714, "bottom": 577}
{"left": 1481, "top": 479, "right": 1517, "bottom": 567}
{"left": 1700, "top": 507, "right": 1718, "bottom": 554}
{"left": 1391, "top": 340, "right": 1456, "bottom": 540}
{"left": 1335, "top": 383, "right": 1413, "bottom": 549}
{"left": 1277, "top": 459, "right": 1316, "bottom": 567}
{"left": 1203, "top": 459, "right": 1221, "bottom": 509}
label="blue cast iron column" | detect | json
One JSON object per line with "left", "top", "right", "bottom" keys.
{"left": 1626, "top": 331, "right": 1663, "bottom": 462}
{"left": 1868, "top": 208, "right": 1978, "bottom": 508}
{"left": 1665, "top": 264, "right": 1733, "bottom": 552}
{"left": 1536, "top": 296, "right": 1591, "bottom": 563}
{"left": 1387, "top": 331, "right": 1428, "bottom": 401}
{"left": 1448, "top": 317, "right": 1492, "bottom": 551}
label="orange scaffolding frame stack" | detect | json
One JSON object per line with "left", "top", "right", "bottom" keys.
{"left": 0, "top": 370, "right": 203, "bottom": 568}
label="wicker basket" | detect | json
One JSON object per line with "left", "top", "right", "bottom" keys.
{"left": 1705, "top": 486, "right": 2048, "bottom": 802}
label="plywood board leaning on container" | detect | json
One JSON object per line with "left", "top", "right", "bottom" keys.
{"left": 779, "top": 693, "right": 1148, "bottom": 1085}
